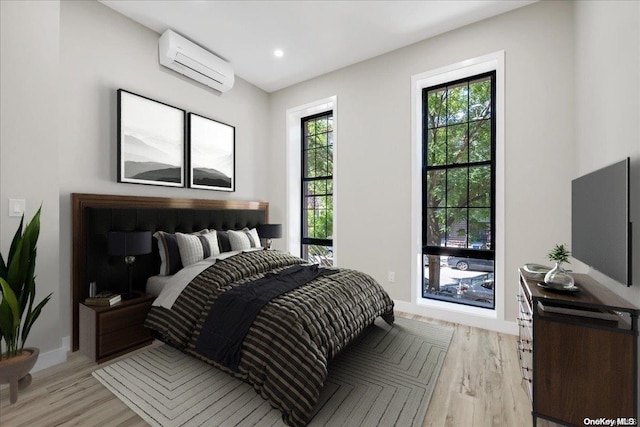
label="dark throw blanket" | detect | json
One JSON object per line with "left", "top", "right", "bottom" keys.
{"left": 195, "top": 264, "right": 335, "bottom": 371}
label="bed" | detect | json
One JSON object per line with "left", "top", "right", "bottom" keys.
{"left": 71, "top": 193, "right": 394, "bottom": 426}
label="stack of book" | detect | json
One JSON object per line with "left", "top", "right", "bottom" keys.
{"left": 85, "top": 291, "right": 121, "bottom": 306}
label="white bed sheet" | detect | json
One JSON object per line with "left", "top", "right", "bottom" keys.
{"left": 146, "top": 275, "right": 173, "bottom": 297}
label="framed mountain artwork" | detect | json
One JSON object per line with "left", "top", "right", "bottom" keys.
{"left": 117, "top": 89, "right": 185, "bottom": 187}
{"left": 187, "top": 113, "right": 235, "bottom": 192}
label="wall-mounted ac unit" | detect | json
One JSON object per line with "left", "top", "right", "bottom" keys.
{"left": 159, "top": 29, "right": 234, "bottom": 93}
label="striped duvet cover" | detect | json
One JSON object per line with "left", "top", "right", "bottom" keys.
{"left": 144, "top": 249, "right": 395, "bottom": 426}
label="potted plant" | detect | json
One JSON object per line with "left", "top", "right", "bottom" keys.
{"left": 0, "top": 207, "right": 52, "bottom": 403}
{"left": 544, "top": 243, "right": 575, "bottom": 289}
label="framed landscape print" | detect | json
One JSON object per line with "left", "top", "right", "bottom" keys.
{"left": 117, "top": 89, "right": 185, "bottom": 187}
{"left": 188, "top": 113, "right": 235, "bottom": 191}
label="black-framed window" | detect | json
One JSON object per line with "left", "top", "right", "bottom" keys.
{"left": 301, "top": 111, "right": 333, "bottom": 266}
{"left": 422, "top": 71, "right": 496, "bottom": 309}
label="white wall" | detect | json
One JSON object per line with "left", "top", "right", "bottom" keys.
{"left": 1, "top": 0, "right": 271, "bottom": 362}
{"left": 0, "top": 0, "right": 62, "bottom": 363}
{"left": 574, "top": 0, "right": 640, "bottom": 306}
{"left": 268, "top": 0, "right": 576, "bottom": 327}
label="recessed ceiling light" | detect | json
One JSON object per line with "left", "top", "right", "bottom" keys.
{"left": 274, "top": 49, "right": 284, "bottom": 58}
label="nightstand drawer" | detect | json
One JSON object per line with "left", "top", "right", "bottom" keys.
{"left": 99, "top": 324, "right": 151, "bottom": 356}
{"left": 79, "top": 293, "right": 155, "bottom": 363}
{"left": 98, "top": 302, "right": 152, "bottom": 334}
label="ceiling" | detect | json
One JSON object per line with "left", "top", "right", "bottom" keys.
{"left": 100, "top": 0, "right": 536, "bottom": 93}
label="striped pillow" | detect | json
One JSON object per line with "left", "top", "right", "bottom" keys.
{"left": 154, "top": 231, "right": 183, "bottom": 276}
{"left": 228, "top": 228, "right": 262, "bottom": 251}
{"left": 176, "top": 230, "right": 220, "bottom": 267}
{"left": 154, "top": 229, "right": 212, "bottom": 275}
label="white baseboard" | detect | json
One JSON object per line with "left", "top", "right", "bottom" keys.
{"left": 394, "top": 300, "right": 518, "bottom": 335}
{"left": 32, "top": 336, "right": 70, "bottom": 373}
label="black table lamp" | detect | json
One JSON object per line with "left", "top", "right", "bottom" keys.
{"left": 108, "top": 231, "right": 151, "bottom": 300}
{"left": 256, "top": 224, "right": 282, "bottom": 249}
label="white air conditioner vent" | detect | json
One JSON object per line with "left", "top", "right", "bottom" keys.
{"left": 159, "top": 29, "right": 234, "bottom": 93}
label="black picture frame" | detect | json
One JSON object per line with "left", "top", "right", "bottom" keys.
{"left": 187, "top": 113, "right": 235, "bottom": 192}
{"left": 117, "top": 89, "right": 186, "bottom": 187}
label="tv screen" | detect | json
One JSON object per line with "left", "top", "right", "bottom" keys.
{"left": 571, "top": 158, "right": 632, "bottom": 286}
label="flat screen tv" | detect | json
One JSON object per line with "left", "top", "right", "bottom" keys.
{"left": 571, "top": 157, "right": 632, "bottom": 286}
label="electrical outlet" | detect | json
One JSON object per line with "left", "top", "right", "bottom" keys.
{"left": 387, "top": 271, "right": 395, "bottom": 282}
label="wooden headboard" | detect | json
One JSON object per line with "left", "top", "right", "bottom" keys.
{"left": 71, "top": 193, "right": 269, "bottom": 351}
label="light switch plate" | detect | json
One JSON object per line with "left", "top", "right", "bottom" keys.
{"left": 9, "top": 199, "right": 26, "bottom": 217}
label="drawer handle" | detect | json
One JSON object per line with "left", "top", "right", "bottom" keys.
{"left": 518, "top": 354, "right": 532, "bottom": 370}
{"left": 518, "top": 342, "right": 532, "bottom": 353}
{"left": 519, "top": 309, "right": 531, "bottom": 319}
{"left": 518, "top": 363, "right": 532, "bottom": 374}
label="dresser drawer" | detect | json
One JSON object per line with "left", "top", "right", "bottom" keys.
{"left": 517, "top": 279, "right": 534, "bottom": 402}
{"left": 518, "top": 312, "right": 532, "bottom": 342}
{"left": 98, "top": 301, "right": 152, "bottom": 334}
{"left": 519, "top": 346, "right": 533, "bottom": 401}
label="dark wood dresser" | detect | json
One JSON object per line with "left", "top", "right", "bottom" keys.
{"left": 79, "top": 293, "right": 155, "bottom": 363}
{"left": 518, "top": 269, "right": 639, "bottom": 426}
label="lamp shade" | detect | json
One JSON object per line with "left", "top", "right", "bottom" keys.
{"left": 256, "top": 224, "right": 282, "bottom": 239}
{"left": 108, "top": 231, "right": 152, "bottom": 257}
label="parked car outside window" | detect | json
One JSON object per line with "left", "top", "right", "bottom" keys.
{"left": 447, "top": 256, "right": 494, "bottom": 272}
{"left": 440, "top": 273, "right": 494, "bottom": 305}
{"left": 456, "top": 274, "right": 494, "bottom": 303}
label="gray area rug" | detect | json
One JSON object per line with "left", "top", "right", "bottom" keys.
{"left": 93, "top": 317, "right": 454, "bottom": 427}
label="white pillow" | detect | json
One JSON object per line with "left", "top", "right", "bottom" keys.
{"left": 176, "top": 230, "right": 220, "bottom": 267}
{"left": 228, "top": 228, "right": 261, "bottom": 251}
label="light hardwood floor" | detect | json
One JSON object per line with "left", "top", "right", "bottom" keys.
{"left": 0, "top": 312, "right": 543, "bottom": 427}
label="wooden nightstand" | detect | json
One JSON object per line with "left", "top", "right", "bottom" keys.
{"left": 79, "top": 293, "right": 155, "bottom": 363}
